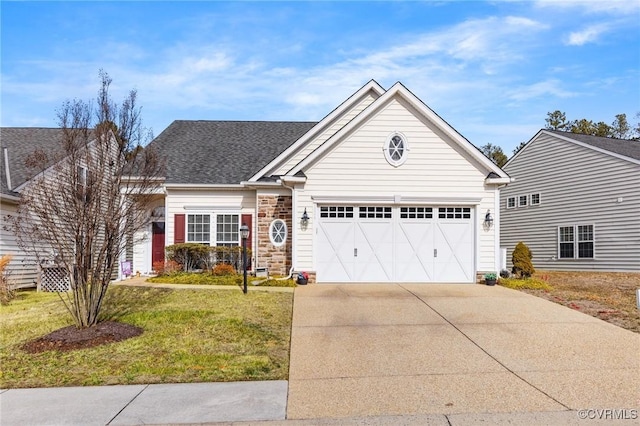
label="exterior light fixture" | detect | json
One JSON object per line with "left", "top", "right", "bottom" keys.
{"left": 301, "top": 208, "right": 309, "bottom": 225}
{"left": 240, "top": 224, "right": 250, "bottom": 294}
{"left": 484, "top": 210, "right": 494, "bottom": 228}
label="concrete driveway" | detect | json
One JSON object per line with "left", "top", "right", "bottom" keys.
{"left": 287, "top": 284, "right": 640, "bottom": 420}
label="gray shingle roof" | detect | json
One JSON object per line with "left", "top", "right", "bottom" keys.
{"left": 148, "top": 120, "right": 317, "bottom": 184}
{"left": 548, "top": 130, "right": 640, "bottom": 161}
{"left": 0, "top": 128, "right": 66, "bottom": 196}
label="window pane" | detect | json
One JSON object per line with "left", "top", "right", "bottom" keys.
{"left": 559, "top": 243, "right": 574, "bottom": 258}
{"left": 578, "top": 225, "right": 593, "bottom": 241}
{"left": 578, "top": 242, "right": 593, "bottom": 258}
{"left": 187, "top": 214, "right": 210, "bottom": 243}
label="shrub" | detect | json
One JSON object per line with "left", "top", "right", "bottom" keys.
{"left": 153, "top": 260, "right": 181, "bottom": 276}
{"left": 212, "top": 263, "right": 235, "bottom": 276}
{"left": 0, "top": 255, "right": 16, "bottom": 305}
{"left": 499, "top": 269, "right": 510, "bottom": 278}
{"left": 512, "top": 241, "right": 535, "bottom": 278}
{"left": 165, "top": 243, "right": 211, "bottom": 271}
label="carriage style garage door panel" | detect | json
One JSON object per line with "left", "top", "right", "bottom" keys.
{"left": 316, "top": 206, "right": 474, "bottom": 283}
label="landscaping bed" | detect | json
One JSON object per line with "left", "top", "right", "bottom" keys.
{"left": 503, "top": 271, "right": 640, "bottom": 333}
{"left": 0, "top": 285, "right": 293, "bottom": 388}
{"left": 147, "top": 272, "right": 296, "bottom": 287}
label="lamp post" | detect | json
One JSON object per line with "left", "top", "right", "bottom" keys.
{"left": 240, "top": 224, "right": 249, "bottom": 294}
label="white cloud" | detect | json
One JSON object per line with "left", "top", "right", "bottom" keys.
{"left": 534, "top": 0, "right": 640, "bottom": 15}
{"left": 566, "top": 24, "right": 609, "bottom": 45}
{"left": 507, "top": 79, "right": 577, "bottom": 102}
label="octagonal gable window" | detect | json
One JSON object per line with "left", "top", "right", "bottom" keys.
{"left": 384, "top": 133, "right": 409, "bottom": 167}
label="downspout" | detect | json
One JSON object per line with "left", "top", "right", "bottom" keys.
{"left": 495, "top": 183, "right": 508, "bottom": 273}
{"left": 280, "top": 180, "right": 296, "bottom": 280}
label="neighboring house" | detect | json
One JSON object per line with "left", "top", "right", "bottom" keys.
{"left": 0, "top": 128, "right": 67, "bottom": 287}
{"left": 125, "top": 81, "right": 510, "bottom": 283}
{"left": 500, "top": 130, "right": 640, "bottom": 272}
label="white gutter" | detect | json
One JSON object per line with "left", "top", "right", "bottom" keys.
{"left": 164, "top": 183, "right": 245, "bottom": 190}
{"left": 0, "top": 192, "right": 20, "bottom": 204}
{"left": 485, "top": 177, "right": 513, "bottom": 185}
{"left": 240, "top": 180, "right": 283, "bottom": 189}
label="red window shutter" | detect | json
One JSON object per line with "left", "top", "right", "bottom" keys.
{"left": 241, "top": 214, "right": 252, "bottom": 242}
{"left": 175, "top": 214, "right": 185, "bottom": 244}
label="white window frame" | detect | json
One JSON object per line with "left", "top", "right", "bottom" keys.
{"left": 186, "top": 212, "right": 242, "bottom": 246}
{"left": 215, "top": 213, "right": 241, "bottom": 247}
{"left": 518, "top": 195, "right": 528, "bottom": 207}
{"left": 383, "top": 132, "right": 409, "bottom": 167}
{"left": 506, "top": 197, "right": 516, "bottom": 209}
{"left": 530, "top": 193, "right": 541, "bottom": 206}
{"left": 187, "top": 213, "right": 211, "bottom": 244}
{"left": 558, "top": 224, "right": 595, "bottom": 259}
{"left": 269, "top": 219, "right": 287, "bottom": 247}
{"left": 577, "top": 224, "right": 594, "bottom": 259}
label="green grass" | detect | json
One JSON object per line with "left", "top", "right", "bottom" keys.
{"left": 147, "top": 272, "right": 296, "bottom": 287}
{"left": 0, "top": 286, "right": 293, "bottom": 388}
{"left": 499, "top": 277, "right": 553, "bottom": 291}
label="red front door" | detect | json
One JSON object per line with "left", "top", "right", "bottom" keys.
{"left": 152, "top": 222, "right": 165, "bottom": 267}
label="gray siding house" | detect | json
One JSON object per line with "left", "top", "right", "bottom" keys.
{"left": 500, "top": 130, "right": 640, "bottom": 272}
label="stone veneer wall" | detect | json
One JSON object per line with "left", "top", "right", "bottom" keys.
{"left": 257, "top": 195, "right": 292, "bottom": 276}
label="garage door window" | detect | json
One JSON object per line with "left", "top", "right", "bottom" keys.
{"left": 400, "top": 207, "right": 433, "bottom": 219}
{"left": 438, "top": 207, "right": 471, "bottom": 219}
{"left": 359, "top": 206, "right": 392, "bottom": 219}
{"left": 320, "top": 206, "right": 354, "bottom": 218}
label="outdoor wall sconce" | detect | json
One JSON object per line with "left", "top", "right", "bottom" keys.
{"left": 484, "top": 210, "right": 494, "bottom": 228}
{"left": 301, "top": 208, "right": 309, "bottom": 225}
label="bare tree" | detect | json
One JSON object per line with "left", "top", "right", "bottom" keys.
{"left": 7, "top": 71, "right": 164, "bottom": 328}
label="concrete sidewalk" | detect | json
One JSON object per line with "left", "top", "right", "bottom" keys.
{"left": 0, "top": 381, "right": 288, "bottom": 425}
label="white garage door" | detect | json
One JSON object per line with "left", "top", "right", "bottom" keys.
{"left": 316, "top": 206, "right": 475, "bottom": 283}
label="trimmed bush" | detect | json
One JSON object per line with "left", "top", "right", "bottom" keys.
{"left": 212, "top": 263, "right": 235, "bottom": 276}
{"left": 166, "top": 243, "right": 211, "bottom": 271}
{"left": 512, "top": 241, "right": 535, "bottom": 278}
{"left": 153, "top": 260, "right": 181, "bottom": 276}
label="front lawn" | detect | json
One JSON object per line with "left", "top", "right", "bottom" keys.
{"left": 502, "top": 271, "right": 640, "bottom": 333}
{"left": 0, "top": 285, "right": 293, "bottom": 388}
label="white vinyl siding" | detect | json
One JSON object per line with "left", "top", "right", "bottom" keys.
{"left": 294, "top": 98, "right": 498, "bottom": 275}
{"left": 273, "top": 93, "right": 377, "bottom": 175}
{"left": 0, "top": 201, "right": 39, "bottom": 288}
{"left": 501, "top": 132, "right": 640, "bottom": 271}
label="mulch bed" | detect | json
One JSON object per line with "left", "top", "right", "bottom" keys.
{"left": 21, "top": 321, "right": 143, "bottom": 353}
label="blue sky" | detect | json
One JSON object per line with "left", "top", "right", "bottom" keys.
{"left": 2, "top": 1, "right": 639, "bottom": 155}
